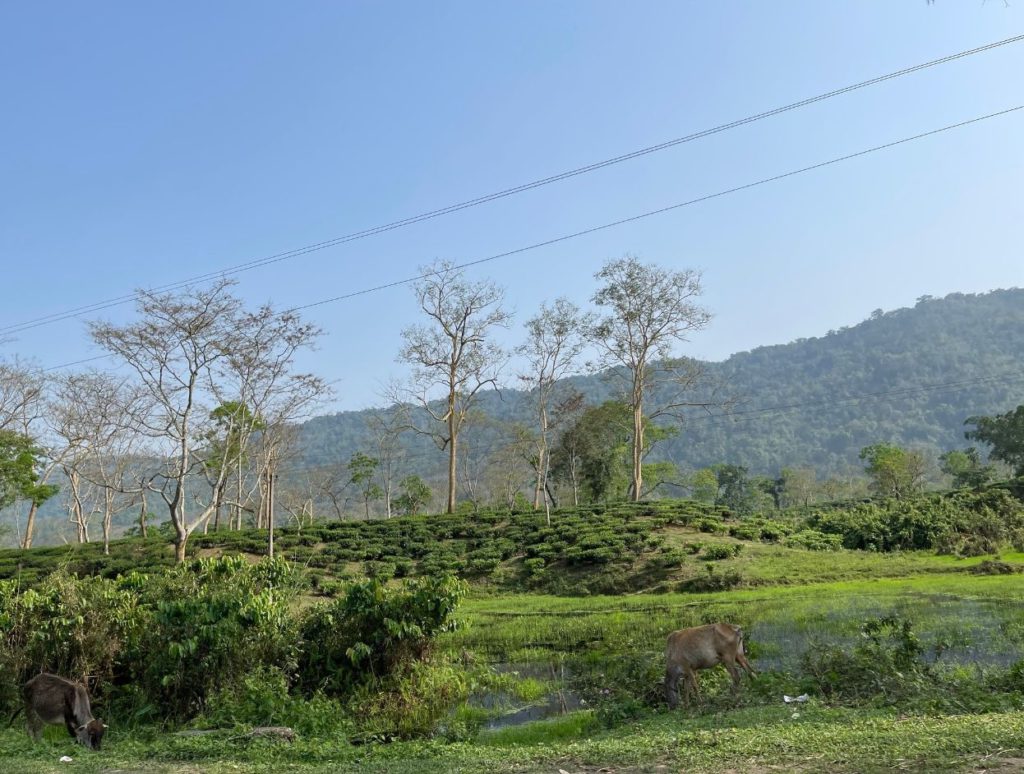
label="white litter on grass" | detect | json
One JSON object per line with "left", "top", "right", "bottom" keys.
{"left": 59, "top": 756, "right": 73, "bottom": 763}
{"left": 783, "top": 694, "right": 809, "bottom": 703}
{"left": 791, "top": 712, "right": 801, "bottom": 719}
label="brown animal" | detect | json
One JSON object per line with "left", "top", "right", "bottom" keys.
{"left": 665, "top": 623, "right": 756, "bottom": 708}
{"left": 21, "top": 673, "right": 106, "bottom": 749}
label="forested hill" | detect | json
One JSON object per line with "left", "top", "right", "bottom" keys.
{"left": 299, "top": 289, "right": 1024, "bottom": 477}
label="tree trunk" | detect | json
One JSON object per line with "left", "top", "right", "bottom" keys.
{"left": 447, "top": 421, "right": 457, "bottom": 514}
{"left": 267, "top": 471, "right": 275, "bottom": 559}
{"left": 22, "top": 501, "right": 38, "bottom": 549}
{"left": 235, "top": 466, "right": 243, "bottom": 530}
{"left": 102, "top": 489, "right": 113, "bottom": 556}
{"left": 533, "top": 446, "right": 545, "bottom": 510}
{"left": 174, "top": 535, "right": 187, "bottom": 563}
{"left": 631, "top": 390, "right": 644, "bottom": 502}
{"left": 139, "top": 492, "right": 148, "bottom": 538}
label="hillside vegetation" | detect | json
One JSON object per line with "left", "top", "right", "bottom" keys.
{"left": 3, "top": 487, "right": 1024, "bottom": 772}
{"left": 300, "top": 288, "right": 1024, "bottom": 477}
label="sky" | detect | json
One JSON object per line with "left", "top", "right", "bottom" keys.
{"left": 0, "top": 1, "right": 1022, "bottom": 413}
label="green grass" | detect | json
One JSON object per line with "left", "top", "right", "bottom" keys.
{"left": 4, "top": 491, "right": 1024, "bottom": 772}
{"left": 447, "top": 575, "right": 1024, "bottom": 668}
{"left": 4, "top": 705, "right": 1024, "bottom": 773}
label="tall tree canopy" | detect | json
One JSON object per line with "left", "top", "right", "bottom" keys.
{"left": 965, "top": 405, "right": 1024, "bottom": 477}
{"left": 590, "top": 256, "right": 712, "bottom": 501}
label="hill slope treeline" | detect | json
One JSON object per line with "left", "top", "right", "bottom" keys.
{"left": 299, "top": 289, "right": 1024, "bottom": 478}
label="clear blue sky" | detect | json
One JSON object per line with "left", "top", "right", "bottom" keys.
{"left": 1, "top": 1, "right": 1021, "bottom": 412}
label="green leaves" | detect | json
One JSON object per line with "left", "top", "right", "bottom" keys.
{"left": 0, "top": 429, "right": 53, "bottom": 511}
{"left": 297, "top": 575, "right": 466, "bottom": 696}
{"left": 966, "top": 405, "right": 1024, "bottom": 477}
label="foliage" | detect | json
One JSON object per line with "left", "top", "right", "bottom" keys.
{"left": 549, "top": 400, "right": 632, "bottom": 502}
{"left": 349, "top": 659, "right": 470, "bottom": 740}
{"left": 297, "top": 575, "right": 466, "bottom": 696}
{"left": 394, "top": 475, "right": 432, "bottom": 516}
{"left": 807, "top": 488, "right": 1024, "bottom": 554}
{"left": 800, "top": 616, "right": 930, "bottom": 704}
{"left": 348, "top": 451, "right": 383, "bottom": 516}
{"left": 939, "top": 447, "right": 995, "bottom": 489}
{"left": 0, "top": 570, "right": 137, "bottom": 714}
{"left": 859, "top": 443, "right": 927, "bottom": 500}
{"left": 128, "top": 556, "right": 302, "bottom": 719}
{"left": 966, "top": 404, "right": 1024, "bottom": 477}
{"left": 589, "top": 255, "right": 711, "bottom": 501}
{"left": 0, "top": 430, "right": 56, "bottom": 512}
{"left": 202, "top": 666, "right": 348, "bottom": 737}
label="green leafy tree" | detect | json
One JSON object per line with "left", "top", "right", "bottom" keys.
{"left": 550, "top": 401, "right": 632, "bottom": 503}
{"left": 0, "top": 431, "right": 58, "bottom": 545}
{"left": 589, "top": 256, "right": 712, "bottom": 501}
{"left": 205, "top": 401, "right": 264, "bottom": 531}
{"left": 711, "top": 464, "right": 757, "bottom": 514}
{"left": 347, "top": 451, "right": 383, "bottom": 518}
{"left": 965, "top": 405, "right": 1024, "bottom": 477}
{"left": 394, "top": 475, "right": 432, "bottom": 516}
{"left": 939, "top": 447, "right": 995, "bottom": 489}
{"left": 778, "top": 467, "right": 819, "bottom": 508}
{"left": 687, "top": 467, "right": 719, "bottom": 504}
{"left": 859, "top": 443, "right": 927, "bottom": 499}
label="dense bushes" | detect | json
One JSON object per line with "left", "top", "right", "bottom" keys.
{"left": 806, "top": 489, "right": 1024, "bottom": 554}
{"left": 128, "top": 557, "right": 302, "bottom": 719}
{"left": 297, "top": 575, "right": 465, "bottom": 696}
{"left": 0, "top": 571, "right": 137, "bottom": 713}
{"left": 0, "top": 558, "right": 466, "bottom": 733}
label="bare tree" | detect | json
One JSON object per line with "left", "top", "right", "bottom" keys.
{"left": 89, "top": 282, "right": 240, "bottom": 561}
{"left": 517, "top": 298, "right": 592, "bottom": 514}
{"left": 92, "top": 278, "right": 323, "bottom": 561}
{"left": 308, "top": 463, "right": 350, "bottom": 521}
{"left": 590, "top": 256, "right": 713, "bottom": 502}
{"left": 397, "top": 261, "right": 511, "bottom": 513}
{"left": 0, "top": 359, "right": 44, "bottom": 432}
{"left": 223, "top": 303, "right": 326, "bottom": 557}
{"left": 52, "top": 372, "right": 150, "bottom": 553}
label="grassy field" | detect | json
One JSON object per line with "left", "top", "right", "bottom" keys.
{"left": 3, "top": 493, "right": 1024, "bottom": 772}
{"left": 4, "top": 705, "right": 1024, "bottom": 773}
{"left": 5, "top": 572, "right": 1024, "bottom": 772}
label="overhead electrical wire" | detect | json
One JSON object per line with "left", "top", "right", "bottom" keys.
{"left": 288, "top": 105, "right": 1024, "bottom": 311}
{"left": 3, "top": 33, "right": 1023, "bottom": 337}
{"left": 37, "top": 103, "right": 1024, "bottom": 376}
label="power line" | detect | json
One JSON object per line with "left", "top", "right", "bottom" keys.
{"left": 288, "top": 104, "right": 1024, "bottom": 312}
{"left": 3, "top": 33, "right": 1022, "bottom": 338}
{"left": 36, "top": 104, "right": 1024, "bottom": 375}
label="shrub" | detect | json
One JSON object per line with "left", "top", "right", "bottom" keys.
{"left": 364, "top": 561, "right": 397, "bottom": 581}
{"left": 128, "top": 556, "right": 302, "bottom": 720}
{"left": 679, "top": 565, "right": 742, "bottom": 592}
{"left": 783, "top": 529, "right": 842, "bottom": 551}
{"left": 0, "top": 570, "right": 138, "bottom": 715}
{"left": 349, "top": 660, "right": 469, "bottom": 739}
{"left": 297, "top": 575, "right": 466, "bottom": 697}
{"left": 203, "top": 666, "right": 349, "bottom": 736}
{"left": 694, "top": 518, "right": 727, "bottom": 534}
{"left": 800, "top": 616, "right": 928, "bottom": 704}
{"left": 700, "top": 544, "right": 734, "bottom": 561}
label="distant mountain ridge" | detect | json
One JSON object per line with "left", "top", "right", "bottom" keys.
{"left": 298, "top": 288, "right": 1024, "bottom": 478}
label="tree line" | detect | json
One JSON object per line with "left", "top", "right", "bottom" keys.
{"left": 4, "top": 262, "right": 1024, "bottom": 557}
